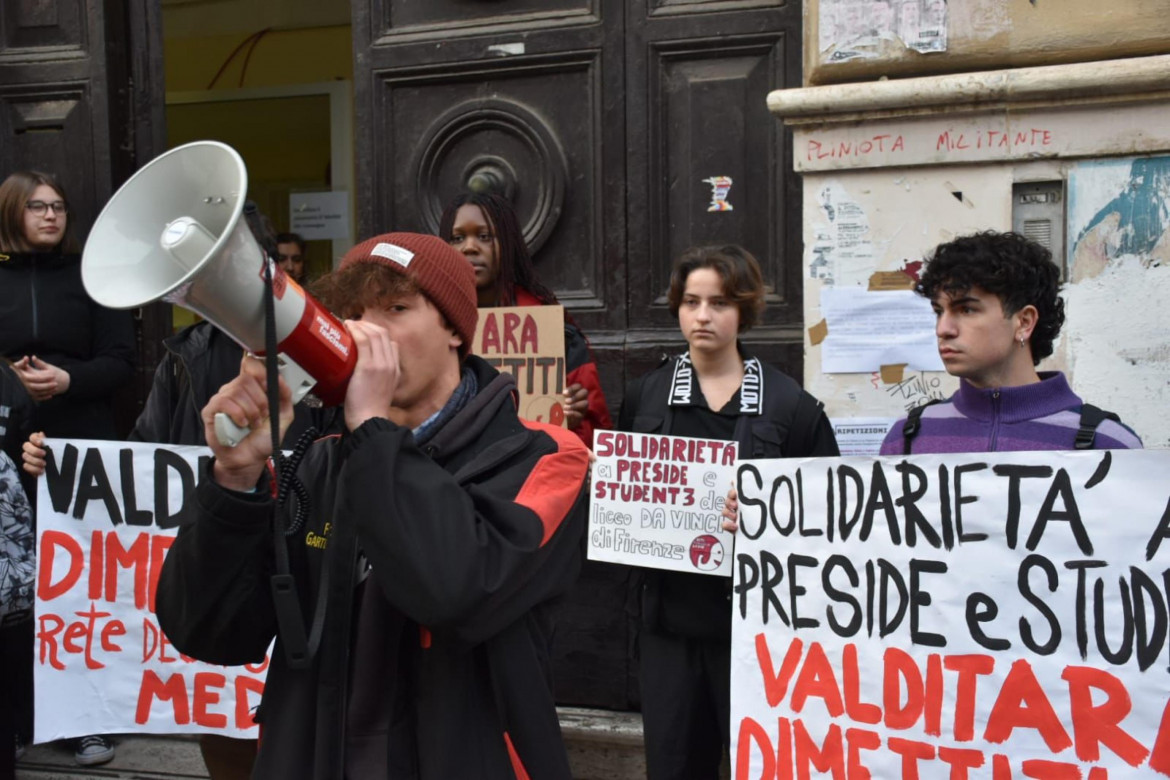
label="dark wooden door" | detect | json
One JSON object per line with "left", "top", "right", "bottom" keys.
{"left": 352, "top": 0, "right": 801, "bottom": 710}
{"left": 0, "top": 0, "right": 169, "bottom": 428}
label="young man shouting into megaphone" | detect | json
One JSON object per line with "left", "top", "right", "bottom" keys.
{"left": 154, "top": 233, "right": 591, "bottom": 780}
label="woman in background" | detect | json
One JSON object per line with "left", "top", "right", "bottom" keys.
{"left": 619, "top": 245, "right": 838, "bottom": 779}
{"left": 0, "top": 171, "right": 134, "bottom": 768}
{"left": 0, "top": 171, "right": 134, "bottom": 442}
{"left": 439, "top": 192, "right": 612, "bottom": 447}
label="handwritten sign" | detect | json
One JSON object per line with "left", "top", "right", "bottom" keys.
{"left": 474, "top": 305, "right": 566, "bottom": 427}
{"left": 34, "top": 440, "right": 267, "bottom": 742}
{"left": 589, "top": 431, "right": 737, "bottom": 576}
{"left": 731, "top": 449, "right": 1170, "bottom": 778}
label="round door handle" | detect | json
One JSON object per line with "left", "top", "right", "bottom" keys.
{"left": 464, "top": 158, "right": 516, "bottom": 201}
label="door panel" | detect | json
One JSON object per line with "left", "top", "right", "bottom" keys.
{"left": 354, "top": 0, "right": 800, "bottom": 710}
{"left": 384, "top": 60, "right": 604, "bottom": 307}
{"left": 627, "top": 1, "right": 803, "bottom": 374}
{"left": 642, "top": 38, "right": 792, "bottom": 314}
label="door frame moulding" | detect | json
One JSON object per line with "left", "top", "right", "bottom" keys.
{"left": 165, "top": 80, "right": 356, "bottom": 262}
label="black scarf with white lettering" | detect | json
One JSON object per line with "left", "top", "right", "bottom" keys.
{"left": 667, "top": 352, "right": 763, "bottom": 414}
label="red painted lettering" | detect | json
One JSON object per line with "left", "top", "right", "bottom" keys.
{"left": 793, "top": 720, "right": 845, "bottom": 779}
{"left": 1062, "top": 665, "right": 1147, "bottom": 766}
{"left": 945, "top": 654, "right": 995, "bottom": 741}
{"left": 234, "top": 676, "right": 264, "bottom": 730}
{"left": 842, "top": 643, "right": 881, "bottom": 724}
{"left": 883, "top": 647, "right": 923, "bottom": 730}
{"left": 790, "top": 642, "right": 843, "bottom": 717}
{"left": 136, "top": 670, "right": 191, "bottom": 725}
{"left": 757, "top": 634, "right": 803, "bottom": 708}
{"left": 845, "top": 728, "right": 880, "bottom": 780}
{"left": 37, "top": 530, "right": 84, "bottom": 601}
{"left": 887, "top": 737, "right": 935, "bottom": 780}
{"left": 192, "top": 672, "right": 228, "bottom": 728}
{"left": 984, "top": 659, "right": 1071, "bottom": 753}
{"left": 736, "top": 717, "right": 776, "bottom": 780}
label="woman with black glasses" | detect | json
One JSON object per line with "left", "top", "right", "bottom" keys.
{"left": 0, "top": 170, "right": 133, "bottom": 768}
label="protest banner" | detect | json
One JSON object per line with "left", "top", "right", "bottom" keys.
{"left": 34, "top": 439, "right": 267, "bottom": 742}
{"left": 589, "top": 430, "right": 737, "bottom": 576}
{"left": 731, "top": 449, "right": 1170, "bottom": 778}
{"left": 473, "top": 305, "right": 566, "bottom": 426}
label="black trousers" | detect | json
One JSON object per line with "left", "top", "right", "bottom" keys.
{"left": 639, "top": 628, "right": 730, "bottom": 780}
{"left": 0, "top": 619, "right": 34, "bottom": 780}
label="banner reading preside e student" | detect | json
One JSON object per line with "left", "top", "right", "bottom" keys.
{"left": 731, "top": 448, "right": 1170, "bottom": 779}
{"left": 589, "top": 430, "right": 737, "bottom": 577}
{"left": 34, "top": 439, "right": 267, "bottom": 742}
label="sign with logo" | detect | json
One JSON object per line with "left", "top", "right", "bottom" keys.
{"left": 33, "top": 440, "right": 267, "bottom": 742}
{"left": 588, "top": 431, "right": 737, "bottom": 577}
{"left": 732, "top": 449, "right": 1170, "bottom": 778}
{"left": 474, "top": 305, "right": 567, "bottom": 427}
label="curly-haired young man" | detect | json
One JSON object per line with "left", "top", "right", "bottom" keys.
{"left": 880, "top": 231, "right": 1142, "bottom": 454}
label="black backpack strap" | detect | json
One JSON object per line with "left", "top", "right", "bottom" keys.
{"left": 1075, "top": 403, "right": 1121, "bottom": 450}
{"left": 902, "top": 399, "right": 943, "bottom": 455}
{"left": 782, "top": 390, "right": 825, "bottom": 458}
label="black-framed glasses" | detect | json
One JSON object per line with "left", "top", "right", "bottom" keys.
{"left": 26, "top": 200, "right": 67, "bottom": 216}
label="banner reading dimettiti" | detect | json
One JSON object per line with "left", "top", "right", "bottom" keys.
{"left": 732, "top": 449, "right": 1170, "bottom": 778}
{"left": 34, "top": 439, "right": 267, "bottom": 742}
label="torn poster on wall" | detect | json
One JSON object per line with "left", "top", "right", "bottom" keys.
{"left": 704, "top": 176, "right": 734, "bottom": 212}
{"left": 1068, "top": 155, "right": 1170, "bottom": 283}
{"left": 819, "top": 0, "right": 948, "bottom": 63}
{"left": 810, "top": 182, "right": 876, "bottom": 287}
{"left": 818, "top": 288, "right": 943, "bottom": 374}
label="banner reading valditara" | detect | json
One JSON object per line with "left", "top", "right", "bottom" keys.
{"left": 731, "top": 449, "right": 1170, "bottom": 778}
{"left": 34, "top": 439, "right": 267, "bottom": 742}
{"left": 589, "top": 431, "right": 737, "bottom": 576}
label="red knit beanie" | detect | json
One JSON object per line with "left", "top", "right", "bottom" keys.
{"left": 339, "top": 232, "right": 478, "bottom": 357}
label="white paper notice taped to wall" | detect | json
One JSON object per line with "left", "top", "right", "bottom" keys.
{"left": 819, "top": 287, "right": 943, "bottom": 373}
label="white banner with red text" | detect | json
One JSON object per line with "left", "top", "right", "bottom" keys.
{"left": 34, "top": 439, "right": 267, "bottom": 742}
{"left": 732, "top": 448, "right": 1170, "bottom": 779}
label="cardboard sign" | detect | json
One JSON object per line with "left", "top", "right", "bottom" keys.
{"left": 588, "top": 431, "right": 737, "bottom": 576}
{"left": 474, "top": 305, "right": 566, "bottom": 427}
{"left": 33, "top": 440, "right": 267, "bottom": 742}
{"left": 731, "top": 449, "right": 1170, "bottom": 779}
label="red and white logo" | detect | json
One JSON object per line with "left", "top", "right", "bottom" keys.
{"left": 689, "top": 534, "right": 725, "bottom": 572}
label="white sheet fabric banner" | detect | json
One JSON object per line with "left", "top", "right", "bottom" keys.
{"left": 589, "top": 431, "right": 737, "bottom": 577}
{"left": 34, "top": 439, "right": 267, "bottom": 742}
{"left": 731, "top": 449, "right": 1170, "bottom": 779}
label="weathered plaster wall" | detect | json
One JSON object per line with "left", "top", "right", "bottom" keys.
{"left": 1059, "top": 156, "right": 1170, "bottom": 447}
{"left": 783, "top": 68, "right": 1170, "bottom": 448}
{"left": 806, "top": 0, "right": 1170, "bottom": 86}
{"left": 803, "top": 156, "right": 1170, "bottom": 449}
{"left": 802, "top": 166, "right": 1001, "bottom": 420}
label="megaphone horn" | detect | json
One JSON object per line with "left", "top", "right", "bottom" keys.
{"left": 82, "top": 140, "right": 356, "bottom": 446}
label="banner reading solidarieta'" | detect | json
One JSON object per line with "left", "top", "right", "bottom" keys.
{"left": 732, "top": 449, "right": 1170, "bottom": 779}
{"left": 34, "top": 439, "right": 267, "bottom": 742}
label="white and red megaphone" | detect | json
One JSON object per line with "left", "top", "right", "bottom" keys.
{"left": 82, "top": 141, "right": 356, "bottom": 445}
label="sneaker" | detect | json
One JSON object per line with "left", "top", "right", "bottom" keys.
{"left": 74, "top": 734, "right": 115, "bottom": 766}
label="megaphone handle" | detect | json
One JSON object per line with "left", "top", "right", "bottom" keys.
{"left": 214, "top": 413, "right": 252, "bottom": 448}
{"left": 212, "top": 357, "right": 317, "bottom": 448}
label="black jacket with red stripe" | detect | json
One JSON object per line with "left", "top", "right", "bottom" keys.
{"left": 156, "top": 357, "right": 590, "bottom": 779}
